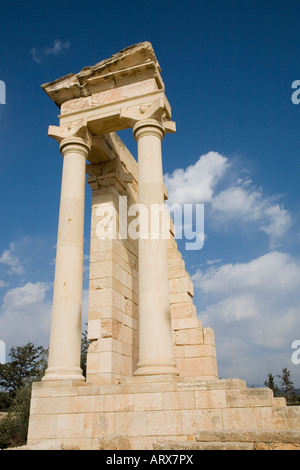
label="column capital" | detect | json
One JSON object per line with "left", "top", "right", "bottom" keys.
{"left": 120, "top": 98, "right": 176, "bottom": 138}
{"left": 48, "top": 121, "right": 92, "bottom": 145}
{"left": 60, "top": 137, "right": 91, "bottom": 158}
{"left": 133, "top": 118, "right": 165, "bottom": 142}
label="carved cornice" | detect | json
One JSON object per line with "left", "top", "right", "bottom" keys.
{"left": 41, "top": 42, "right": 163, "bottom": 108}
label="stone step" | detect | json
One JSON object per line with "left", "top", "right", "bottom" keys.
{"left": 154, "top": 430, "right": 300, "bottom": 450}
{"left": 195, "top": 429, "right": 300, "bottom": 443}
{"left": 154, "top": 441, "right": 255, "bottom": 450}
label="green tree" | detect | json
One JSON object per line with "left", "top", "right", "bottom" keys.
{"left": 0, "top": 384, "right": 32, "bottom": 449}
{"left": 0, "top": 332, "right": 89, "bottom": 448}
{"left": 0, "top": 342, "right": 47, "bottom": 411}
{"left": 277, "top": 367, "right": 298, "bottom": 405}
{"left": 81, "top": 327, "right": 89, "bottom": 378}
{"left": 265, "top": 368, "right": 300, "bottom": 406}
{"left": 264, "top": 373, "right": 279, "bottom": 396}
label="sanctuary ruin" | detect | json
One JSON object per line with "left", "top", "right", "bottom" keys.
{"left": 26, "top": 42, "right": 300, "bottom": 450}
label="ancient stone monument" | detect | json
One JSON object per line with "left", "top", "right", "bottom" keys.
{"left": 27, "top": 42, "right": 300, "bottom": 450}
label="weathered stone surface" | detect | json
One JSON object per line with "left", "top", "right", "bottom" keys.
{"left": 42, "top": 42, "right": 161, "bottom": 107}
{"left": 5, "top": 440, "right": 64, "bottom": 451}
{"left": 92, "top": 435, "right": 131, "bottom": 450}
{"left": 154, "top": 440, "right": 255, "bottom": 450}
{"left": 195, "top": 429, "right": 300, "bottom": 442}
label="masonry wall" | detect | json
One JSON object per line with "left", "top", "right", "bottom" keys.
{"left": 27, "top": 378, "right": 300, "bottom": 450}
{"left": 85, "top": 132, "right": 218, "bottom": 385}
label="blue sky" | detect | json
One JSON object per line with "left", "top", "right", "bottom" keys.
{"left": 1, "top": 0, "right": 300, "bottom": 387}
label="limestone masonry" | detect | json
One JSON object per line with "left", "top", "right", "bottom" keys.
{"left": 26, "top": 42, "right": 300, "bottom": 450}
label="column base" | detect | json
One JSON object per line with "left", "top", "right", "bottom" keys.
{"left": 42, "top": 366, "right": 85, "bottom": 382}
{"left": 133, "top": 359, "right": 178, "bottom": 377}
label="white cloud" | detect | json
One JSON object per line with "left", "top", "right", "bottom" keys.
{"left": 164, "top": 151, "right": 228, "bottom": 205}
{"left": 0, "top": 281, "right": 89, "bottom": 351}
{"left": 0, "top": 242, "right": 23, "bottom": 275}
{"left": 31, "top": 39, "right": 70, "bottom": 64}
{"left": 83, "top": 254, "right": 90, "bottom": 273}
{"left": 259, "top": 204, "right": 291, "bottom": 242}
{"left": 164, "top": 153, "right": 292, "bottom": 245}
{"left": 44, "top": 39, "right": 70, "bottom": 56}
{"left": 192, "top": 251, "right": 300, "bottom": 383}
{"left": 31, "top": 47, "right": 42, "bottom": 64}
{"left": 2, "top": 282, "right": 51, "bottom": 311}
{"left": 193, "top": 251, "right": 300, "bottom": 296}
{"left": 212, "top": 184, "right": 263, "bottom": 221}
{"left": 0, "top": 282, "right": 52, "bottom": 348}
{"left": 206, "top": 259, "right": 222, "bottom": 265}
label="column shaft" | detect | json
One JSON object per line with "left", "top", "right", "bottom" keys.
{"left": 43, "top": 137, "right": 90, "bottom": 381}
{"left": 133, "top": 120, "right": 177, "bottom": 376}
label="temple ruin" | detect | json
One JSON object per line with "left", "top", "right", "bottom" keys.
{"left": 26, "top": 42, "right": 300, "bottom": 450}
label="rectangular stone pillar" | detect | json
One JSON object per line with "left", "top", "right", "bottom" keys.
{"left": 86, "top": 160, "right": 139, "bottom": 385}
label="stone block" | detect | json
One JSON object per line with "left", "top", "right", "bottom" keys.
{"left": 121, "top": 324, "right": 135, "bottom": 344}
{"left": 255, "top": 442, "right": 300, "bottom": 450}
{"left": 88, "top": 319, "right": 101, "bottom": 340}
{"left": 91, "top": 435, "right": 132, "bottom": 450}
{"left": 133, "top": 392, "right": 163, "bottom": 411}
{"left": 177, "top": 356, "right": 218, "bottom": 378}
{"left": 103, "top": 394, "right": 134, "bottom": 412}
{"left": 84, "top": 412, "right": 115, "bottom": 437}
{"left": 181, "top": 409, "right": 223, "bottom": 434}
{"left": 168, "top": 266, "right": 188, "bottom": 279}
{"left": 39, "top": 396, "right": 74, "bottom": 414}
{"left": 170, "top": 302, "right": 196, "bottom": 319}
{"left": 154, "top": 440, "right": 255, "bottom": 450}
{"left": 225, "top": 388, "right": 274, "bottom": 408}
{"left": 73, "top": 395, "right": 104, "bottom": 413}
{"left": 170, "top": 292, "right": 193, "bottom": 305}
{"left": 184, "top": 344, "right": 216, "bottom": 358}
{"left": 122, "top": 354, "right": 134, "bottom": 376}
{"left": 99, "top": 351, "right": 124, "bottom": 375}
{"left": 273, "top": 397, "right": 286, "bottom": 407}
{"left": 90, "top": 287, "right": 126, "bottom": 312}
{"left": 168, "top": 275, "right": 194, "bottom": 296}
{"left": 195, "top": 390, "right": 226, "bottom": 409}
{"left": 174, "top": 328, "right": 203, "bottom": 346}
{"left": 125, "top": 298, "right": 138, "bottom": 318}
{"left": 202, "top": 327, "right": 216, "bottom": 345}
{"left": 195, "top": 429, "right": 300, "bottom": 443}
{"left": 115, "top": 411, "right": 147, "bottom": 435}
{"left": 222, "top": 407, "right": 261, "bottom": 430}
{"left": 168, "top": 255, "right": 185, "bottom": 269}
{"left": 27, "top": 414, "right": 57, "bottom": 440}
{"left": 172, "top": 318, "right": 200, "bottom": 331}
{"left": 146, "top": 411, "right": 181, "bottom": 436}
{"left": 101, "top": 318, "right": 122, "bottom": 339}
{"left": 162, "top": 391, "right": 195, "bottom": 410}
{"left": 29, "top": 398, "right": 40, "bottom": 415}
{"left": 173, "top": 345, "right": 185, "bottom": 359}
{"left": 57, "top": 413, "right": 85, "bottom": 439}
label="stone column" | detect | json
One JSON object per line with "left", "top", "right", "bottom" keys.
{"left": 43, "top": 136, "right": 91, "bottom": 381}
{"left": 133, "top": 119, "right": 177, "bottom": 376}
